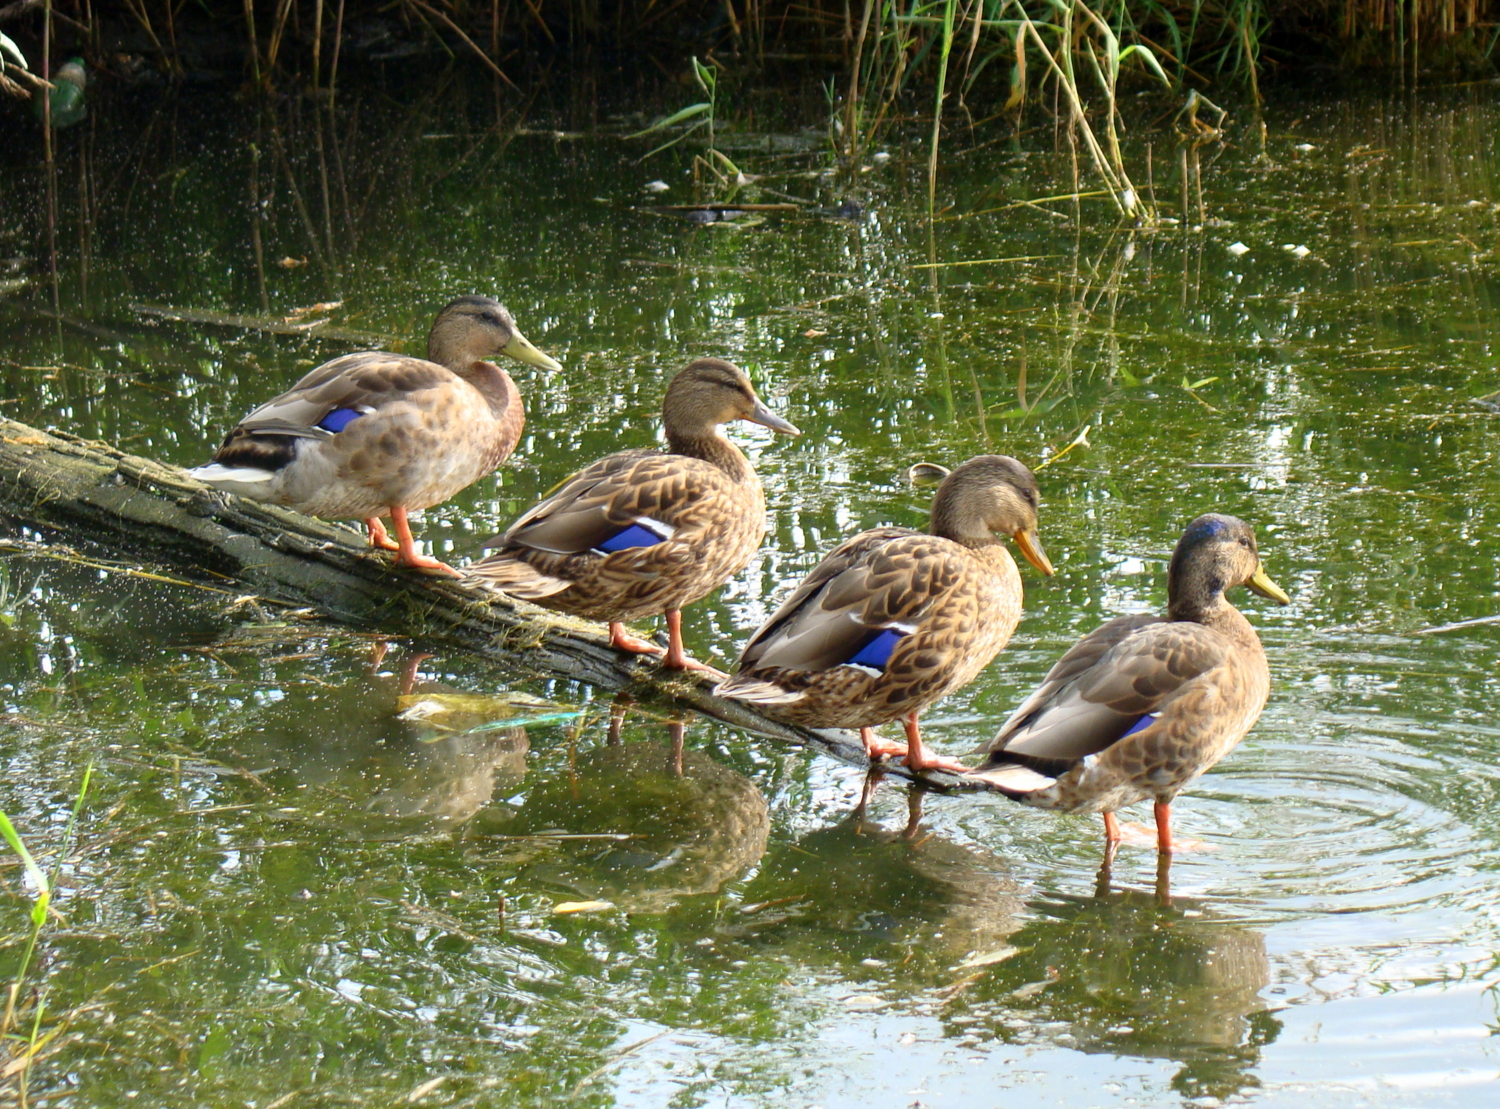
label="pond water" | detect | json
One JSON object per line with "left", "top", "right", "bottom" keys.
{"left": 3, "top": 76, "right": 1500, "bottom": 1107}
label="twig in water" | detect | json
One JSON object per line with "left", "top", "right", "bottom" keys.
{"left": 570, "top": 1032, "right": 669, "bottom": 1096}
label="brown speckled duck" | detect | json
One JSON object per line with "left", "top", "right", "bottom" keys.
{"left": 189, "top": 295, "right": 561, "bottom": 575}
{"left": 465, "top": 358, "right": 800, "bottom": 672}
{"left": 970, "top": 513, "right": 1290, "bottom": 854}
{"left": 714, "top": 455, "right": 1054, "bottom": 773}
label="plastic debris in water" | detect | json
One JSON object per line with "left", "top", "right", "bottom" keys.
{"left": 1282, "top": 243, "right": 1312, "bottom": 258}
{"left": 396, "top": 691, "right": 582, "bottom": 737}
{"left": 1227, "top": 241, "right": 1250, "bottom": 257}
{"left": 643, "top": 180, "right": 670, "bottom": 194}
{"left": 35, "top": 57, "right": 86, "bottom": 129}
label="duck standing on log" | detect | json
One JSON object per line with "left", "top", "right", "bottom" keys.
{"left": 189, "top": 295, "right": 561, "bottom": 576}
{"left": 466, "top": 358, "right": 799, "bottom": 674}
{"left": 969, "top": 513, "right": 1290, "bottom": 854}
{"left": 714, "top": 455, "right": 1054, "bottom": 772}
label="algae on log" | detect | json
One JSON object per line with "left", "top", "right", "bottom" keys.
{"left": 0, "top": 415, "right": 984, "bottom": 790}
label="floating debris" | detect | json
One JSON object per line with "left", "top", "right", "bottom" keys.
{"left": 553, "top": 900, "right": 615, "bottom": 914}
{"left": 1227, "top": 241, "right": 1250, "bottom": 257}
{"left": 35, "top": 57, "right": 86, "bottom": 129}
{"left": 643, "top": 180, "right": 670, "bottom": 194}
{"left": 907, "top": 462, "right": 951, "bottom": 487}
{"left": 1282, "top": 243, "right": 1312, "bottom": 258}
{"left": 951, "top": 946, "right": 1019, "bottom": 971}
{"left": 396, "top": 691, "right": 582, "bottom": 735}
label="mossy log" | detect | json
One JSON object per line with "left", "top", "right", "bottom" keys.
{"left": 0, "top": 415, "right": 986, "bottom": 790}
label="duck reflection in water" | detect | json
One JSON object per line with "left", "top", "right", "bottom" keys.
{"left": 990, "top": 846, "right": 1282, "bottom": 1102}
{"left": 476, "top": 710, "right": 770, "bottom": 914}
{"left": 728, "top": 775, "right": 1026, "bottom": 963}
{"left": 214, "top": 644, "right": 531, "bottom": 838}
{"left": 730, "top": 776, "right": 1278, "bottom": 1102}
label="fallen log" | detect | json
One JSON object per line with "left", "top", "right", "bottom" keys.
{"left": 0, "top": 414, "right": 986, "bottom": 790}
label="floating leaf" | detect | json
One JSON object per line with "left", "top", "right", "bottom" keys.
{"left": 553, "top": 900, "right": 615, "bottom": 914}
{"left": 1184, "top": 376, "right": 1219, "bottom": 390}
{"left": 951, "top": 946, "right": 1019, "bottom": 971}
{"left": 1011, "top": 979, "right": 1053, "bottom": 999}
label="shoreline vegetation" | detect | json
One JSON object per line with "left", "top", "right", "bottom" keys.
{"left": 5, "top": 0, "right": 1495, "bottom": 228}
{"left": 2, "top": 0, "right": 1496, "bottom": 106}
{"left": 4, "top": 0, "right": 1496, "bottom": 228}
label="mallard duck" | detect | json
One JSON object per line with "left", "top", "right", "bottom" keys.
{"left": 969, "top": 513, "right": 1290, "bottom": 854}
{"left": 189, "top": 295, "right": 561, "bottom": 575}
{"left": 465, "top": 358, "right": 799, "bottom": 672}
{"left": 714, "top": 455, "right": 1055, "bottom": 772}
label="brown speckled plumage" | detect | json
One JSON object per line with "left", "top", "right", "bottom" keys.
{"left": 970, "top": 513, "right": 1291, "bottom": 853}
{"left": 715, "top": 455, "right": 1054, "bottom": 772}
{"left": 465, "top": 358, "right": 799, "bottom": 671}
{"left": 190, "top": 295, "right": 560, "bottom": 573}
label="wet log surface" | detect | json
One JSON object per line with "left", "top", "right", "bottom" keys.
{"left": 0, "top": 415, "right": 986, "bottom": 790}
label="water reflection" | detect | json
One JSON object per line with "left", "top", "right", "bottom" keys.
{"left": 476, "top": 717, "right": 771, "bottom": 913}
{"left": 727, "top": 783, "right": 1275, "bottom": 1101}
{"left": 990, "top": 854, "right": 1280, "bottom": 1102}
{"left": 731, "top": 781, "right": 1024, "bottom": 964}
{"left": 214, "top": 646, "right": 531, "bottom": 837}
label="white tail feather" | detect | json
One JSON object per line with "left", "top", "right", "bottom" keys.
{"left": 189, "top": 463, "right": 276, "bottom": 486}
{"left": 712, "top": 677, "right": 806, "bottom": 705}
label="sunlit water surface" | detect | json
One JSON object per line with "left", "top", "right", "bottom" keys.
{"left": 3, "top": 79, "right": 1500, "bottom": 1106}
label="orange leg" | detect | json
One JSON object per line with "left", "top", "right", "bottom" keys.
{"left": 900, "top": 712, "right": 969, "bottom": 774}
{"left": 1154, "top": 801, "right": 1174, "bottom": 855}
{"left": 1102, "top": 811, "right": 1122, "bottom": 844}
{"left": 397, "top": 651, "right": 433, "bottom": 697}
{"left": 365, "top": 517, "right": 400, "bottom": 551}
{"left": 667, "top": 719, "right": 685, "bottom": 776}
{"left": 387, "top": 506, "right": 458, "bottom": 576}
{"left": 860, "top": 726, "right": 907, "bottom": 761}
{"left": 660, "top": 609, "right": 727, "bottom": 678}
{"left": 609, "top": 621, "right": 666, "bottom": 656}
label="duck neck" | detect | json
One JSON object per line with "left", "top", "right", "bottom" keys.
{"left": 666, "top": 425, "right": 755, "bottom": 483}
{"left": 427, "top": 324, "right": 477, "bottom": 370}
{"left": 928, "top": 497, "right": 1000, "bottom": 553}
{"left": 1168, "top": 587, "right": 1259, "bottom": 647}
{"left": 455, "top": 361, "right": 522, "bottom": 422}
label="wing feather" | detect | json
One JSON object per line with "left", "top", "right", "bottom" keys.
{"left": 231, "top": 353, "right": 455, "bottom": 438}
{"left": 978, "top": 617, "right": 1229, "bottom": 765}
{"left": 735, "top": 529, "right": 953, "bottom": 674}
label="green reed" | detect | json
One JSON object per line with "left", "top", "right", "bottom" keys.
{"left": 0, "top": 764, "right": 92, "bottom": 1106}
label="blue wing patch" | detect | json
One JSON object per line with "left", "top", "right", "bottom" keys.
{"left": 595, "top": 523, "right": 668, "bottom": 554}
{"left": 848, "top": 628, "right": 906, "bottom": 670}
{"left": 317, "top": 407, "right": 364, "bottom": 433}
{"left": 1120, "top": 712, "right": 1159, "bottom": 738}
